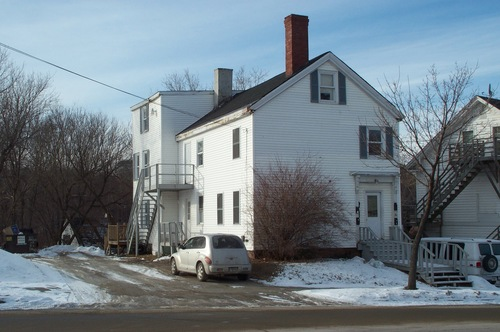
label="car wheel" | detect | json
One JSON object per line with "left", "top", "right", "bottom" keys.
{"left": 196, "top": 262, "right": 208, "bottom": 282}
{"left": 482, "top": 254, "right": 498, "bottom": 273}
{"left": 171, "top": 258, "right": 180, "bottom": 275}
{"left": 237, "top": 274, "right": 249, "bottom": 281}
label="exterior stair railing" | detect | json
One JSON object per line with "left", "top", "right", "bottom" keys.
{"left": 126, "top": 169, "right": 146, "bottom": 255}
{"left": 359, "top": 226, "right": 470, "bottom": 287}
{"left": 126, "top": 164, "right": 195, "bottom": 256}
{"left": 415, "top": 140, "right": 484, "bottom": 223}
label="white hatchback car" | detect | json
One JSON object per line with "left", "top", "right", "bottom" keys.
{"left": 170, "top": 234, "right": 252, "bottom": 281}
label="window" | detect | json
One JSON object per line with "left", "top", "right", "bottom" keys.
{"left": 197, "top": 140, "right": 204, "bottom": 166}
{"left": 133, "top": 153, "right": 140, "bottom": 180}
{"left": 462, "top": 130, "right": 473, "bottom": 144}
{"left": 493, "top": 127, "right": 500, "bottom": 157}
{"left": 368, "top": 129, "right": 382, "bottom": 156}
{"left": 187, "top": 201, "right": 191, "bottom": 221}
{"left": 184, "top": 236, "right": 206, "bottom": 249}
{"left": 320, "top": 71, "right": 336, "bottom": 101}
{"left": 233, "top": 191, "right": 240, "bottom": 224}
{"left": 493, "top": 127, "right": 500, "bottom": 140}
{"left": 359, "top": 126, "right": 394, "bottom": 159}
{"left": 198, "top": 196, "right": 204, "bottom": 224}
{"left": 233, "top": 128, "right": 240, "bottom": 159}
{"left": 212, "top": 235, "right": 244, "bottom": 249}
{"left": 310, "top": 70, "right": 346, "bottom": 104}
{"left": 217, "top": 193, "right": 223, "bottom": 225}
{"left": 140, "top": 105, "right": 149, "bottom": 133}
{"left": 143, "top": 150, "right": 150, "bottom": 177}
{"left": 367, "top": 195, "right": 379, "bottom": 218}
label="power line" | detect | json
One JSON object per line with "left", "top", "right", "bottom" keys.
{"left": 0, "top": 41, "right": 203, "bottom": 119}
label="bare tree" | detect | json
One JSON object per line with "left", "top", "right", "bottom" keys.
{"left": 0, "top": 50, "right": 54, "bottom": 238}
{"left": 252, "top": 157, "right": 348, "bottom": 260}
{"left": 162, "top": 68, "right": 200, "bottom": 91}
{"left": 0, "top": 51, "right": 54, "bottom": 176}
{"left": 163, "top": 66, "right": 268, "bottom": 92}
{"left": 381, "top": 63, "right": 476, "bottom": 289}
{"left": 233, "top": 67, "right": 268, "bottom": 90}
{"left": 28, "top": 108, "right": 131, "bottom": 246}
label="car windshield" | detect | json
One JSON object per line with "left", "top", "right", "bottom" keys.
{"left": 212, "top": 235, "right": 244, "bottom": 249}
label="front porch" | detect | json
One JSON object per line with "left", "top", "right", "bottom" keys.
{"left": 359, "top": 226, "right": 472, "bottom": 287}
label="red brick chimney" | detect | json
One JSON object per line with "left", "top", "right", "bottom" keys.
{"left": 284, "top": 14, "right": 309, "bottom": 77}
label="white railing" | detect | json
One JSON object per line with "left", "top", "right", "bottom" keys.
{"left": 126, "top": 169, "right": 146, "bottom": 255}
{"left": 359, "top": 227, "right": 469, "bottom": 284}
{"left": 420, "top": 240, "right": 469, "bottom": 281}
{"left": 144, "top": 164, "right": 195, "bottom": 191}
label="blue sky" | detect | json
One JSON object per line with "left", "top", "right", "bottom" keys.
{"left": 1, "top": 0, "right": 499, "bottom": 124}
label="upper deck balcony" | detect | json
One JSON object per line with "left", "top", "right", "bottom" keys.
{"left": 448, "top": 137, "right": 500, "bottom": 164}
{"left": 143, "top": 164, "right": 195, "bottom": 192}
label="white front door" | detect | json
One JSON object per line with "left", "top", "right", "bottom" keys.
{"left": 366, "top": 193, "right": 382, "bottom": 238}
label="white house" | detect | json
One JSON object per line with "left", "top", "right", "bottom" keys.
{"left": 129, "top": 14, "right": 403, "bottom": 256}
{"left": 412, "top": 96, "right": 500, "bottom": 238}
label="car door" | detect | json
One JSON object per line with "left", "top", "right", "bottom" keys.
{"left": 187, "top": 236, "right": 206, "bottom": 271}
{"left": 177, "top": 237, "right": 196, "bottom": 271}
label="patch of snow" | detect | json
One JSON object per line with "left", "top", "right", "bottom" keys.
{"left": 2, "top": 247, "right": 500, "bottom": 310}
{"left": 0, "top": 248, "right": 110, "bottom": 310}
{"left": 118, "top": 263, "right": 173, "bottom": 281}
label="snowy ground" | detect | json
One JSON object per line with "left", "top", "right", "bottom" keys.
{"left": 1, "top": 246, "right": 499, "bottom": 311}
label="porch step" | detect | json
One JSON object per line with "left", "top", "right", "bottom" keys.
{"left": 419, "top": 269, "right": 473, "bottom": 287}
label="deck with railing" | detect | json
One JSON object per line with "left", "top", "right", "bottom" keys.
{"left": 143, "top": 163, "right": 195, "bottom": 192}
{"left": 359, "top": 227, "right": 471, "bottom": 287}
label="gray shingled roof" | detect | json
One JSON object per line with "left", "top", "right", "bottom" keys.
{"left": 479, "top": 96, "right": 500, "bottom": 109}
{"left": 178, "top": 53, "right": 328, "bottom": 135}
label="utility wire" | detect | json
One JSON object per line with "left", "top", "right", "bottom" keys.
{"left": 0, "top": 41, "right": 203, "bottom": 119}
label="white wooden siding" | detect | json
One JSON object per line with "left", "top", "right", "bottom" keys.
{"left": 442, "top": 173, "right": 500, "bottom": 238}
{"left": 252, "top": 62, "right": 400, "bottom": 247}
{"left": 177, "top": 115, "right": 255, "bottom": 249}
{"left": 133, "top": 61, "right": 401, "bottom": 252}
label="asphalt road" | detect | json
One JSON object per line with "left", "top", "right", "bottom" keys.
{"left": 1, "top": 306, "right": 500, "bottom": 331}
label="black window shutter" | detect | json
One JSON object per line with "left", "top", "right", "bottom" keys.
{"left": 339, "top": 72, "right": 346, "bottom": 105}
{"left": 310, "top": 70, "right": 319, "bottom": 103}
{"left": 359, "top": 126, "right": 367, "bottom": 159}
{"left": 385, "top": 127, "right": 394, "bottom": 157}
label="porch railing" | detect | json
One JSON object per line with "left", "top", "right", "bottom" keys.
{"left": 144, "top": 163, "right": 195, "bottom": 191}
{"left": 359, "top": 227, "right": 469, "bottom": 284}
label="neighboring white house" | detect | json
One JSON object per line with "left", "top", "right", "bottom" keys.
{"left": 129, "top": 14, "right": 403, "bottom": 256}
{"left": 412, "top": 96, "right": 500, "bottom": 239}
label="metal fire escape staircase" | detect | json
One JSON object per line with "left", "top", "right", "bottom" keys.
{"left": 126, "top": 170, "right": 158, "bottom": 255}
{"left": 415, "top": 141, "right": 485, "bottom": 224}
{"left": 415, "top": 138, "right": 500, "bottom": 224}
{"left": 126, "top": 164, "right": 196, "bottom": 256}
